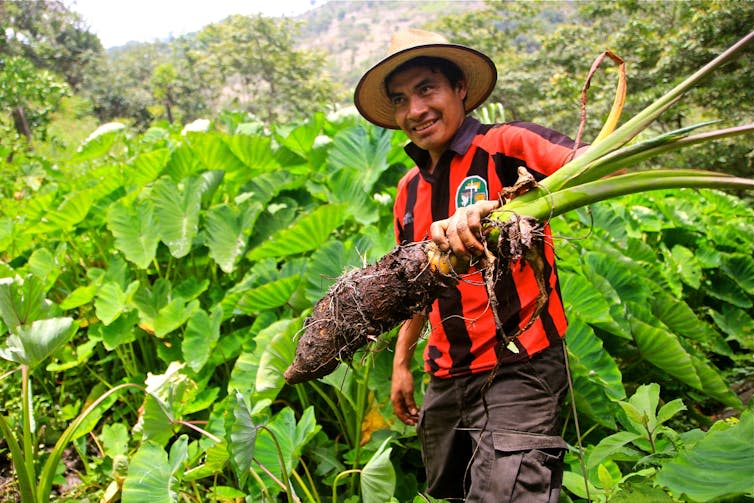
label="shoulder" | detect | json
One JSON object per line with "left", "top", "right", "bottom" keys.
{"left": 484, "top": 121, "right": 577, "bottom": 149}
{"left": 396, "top": 166, "right": 421, "bottom": 193}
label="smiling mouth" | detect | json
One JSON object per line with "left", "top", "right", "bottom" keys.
{"left": 413, "top": 119, "right": 438, "bottom": 132}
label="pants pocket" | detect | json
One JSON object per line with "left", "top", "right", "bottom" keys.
{"left": 487, "top": 431, "right": 566, "bottom": 503}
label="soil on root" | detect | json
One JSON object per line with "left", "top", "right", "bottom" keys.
{"left": 284, "top": 242, "right": 452, "bottom": 384}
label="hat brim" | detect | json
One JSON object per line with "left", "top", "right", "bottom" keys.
{"left": 354, "top": 44, "right": 497, "bottom": 129}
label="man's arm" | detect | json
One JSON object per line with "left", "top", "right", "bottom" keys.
{"left": 391, "top": 313, "right": 426, "bottom": 426}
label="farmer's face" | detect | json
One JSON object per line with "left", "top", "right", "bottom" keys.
{"left": 387, "top": 66, "right": 467, "bottom": 168}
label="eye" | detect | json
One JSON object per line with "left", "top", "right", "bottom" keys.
{"left": 390, "top": 95, "right": 406, "bottom": 106}
{"left": 419, "top": 85, "right": 433, "bottom": 95}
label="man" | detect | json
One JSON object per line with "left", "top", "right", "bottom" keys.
{"left": 354, "top": 29, "right": 581, "bottom": 502}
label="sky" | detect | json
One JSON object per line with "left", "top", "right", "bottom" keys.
{"left": 66, "top": 0, "right": 323, "bottom": 48}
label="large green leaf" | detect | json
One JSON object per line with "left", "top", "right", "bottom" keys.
{"left": 628, "top": 306, "right": 702, "bottom": 391}
{"left": 75, "top": 122, "right": 125, "bottom": 160}
{"left": 227, "top": 392, "right": 256, "bottom": 488}
{"left": 106, "top": 200, "right": 161, "bottom": 269}
{"left": 0, "top": 275, "right": 48, "bottom": 330}
{"left": 254, "top": 407, "right": 320, "bottom": 495}
{"left": 127, "top": 148, "right": 171, "bottom": 188}
{"left": 304, "top": 240, "right": 360, "bottom": 304}
{"left": 236, "top": 276, "right": 301, "bottom": 314}
{"left": 94, "top": 280, "right": 139, "bottom": 325}
{"left": 705, "top": 272, "right": 752, "bottom": 309}
{"left": 187, "top": 132, "right": 246, "bottom": 176}
{"left": 0, "top": 317, "right": 77, "bottom": 368}
{"left": 327, "top": 125, "right": 392, "bottom": 193}
{"left": 566, "top": 316, "right": 625, "bottom": 398}
{"left": 361, "top": 437, "right": 396, "bottom": 503}
{"left": 36, "top": 190, "right": 94, "bottom": 233}
{"left": 326, "top": 167, "right": 380, "bottom": 225}
{"left": 650, "top": 292, "right": 732, "bottom": 356}
{"left": 165, "top": 142, "right": 202, "bottom": 180}
{"left": 149, "top": 176, "right": 203, "bottom": 258}
{"left": 152, "top": 299, "right": 200, "bottom": 338}
{"left": 709, "top": 304, "right": 754, "bottom": 350}
{"left": 227, "top": 313, "right": 278, "bottom": 394}
{"left": 275, "top": 113, "right": 323, "bottom": 159}
{"left": 205, "top": 202, "right": 262, "bottom": 273}
{"left": 226, "top": 134, "right": 280, "bottom": 172}
{"left": 247, "top": 204, "right": 346, "bottom": 261}
{"left": 254, "top": 318, "right": 300, "bottom": 402}
{"left": 720, "top": 253, "right": 754, "bottom": 295}
{"left": 122, "top": 437, "right": 187, "bottom": 503}
{"left": 656, "top": 411, "right": 754, "bottom": 502}
{"left": 561, "top": 273, "right": 630, "bottom": 339}
{"left": 182, "top": 305, "right": 223, "bottom": 373}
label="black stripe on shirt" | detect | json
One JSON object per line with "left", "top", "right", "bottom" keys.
{"left": 403, "top": 173, "right": 420, "bottom": 242}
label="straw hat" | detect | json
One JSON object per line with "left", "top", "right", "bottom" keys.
{"left": 354, "top": 28, "right": 497, "bottom": 129}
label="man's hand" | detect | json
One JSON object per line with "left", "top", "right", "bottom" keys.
{"left": 429, "top": 199, "right": 500, "bottom": 259}
{"left": 391, "top": 365, "right": 419, "bottom": 425}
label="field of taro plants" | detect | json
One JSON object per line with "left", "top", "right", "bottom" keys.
{"left": 1, "top": 109, "right": 753, "bottom": 502}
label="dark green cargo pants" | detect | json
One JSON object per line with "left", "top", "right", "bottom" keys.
{"left": 417, "top": 343, "right": 569, "bottom": 502}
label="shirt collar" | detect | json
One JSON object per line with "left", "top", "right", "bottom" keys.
{"left": 404, "top": 116, "right": 481, "bottom": 172}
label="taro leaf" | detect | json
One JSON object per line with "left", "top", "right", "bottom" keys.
{"left": 651, "top": 291, "right": 732, "bottom": 356}
{"left": 226, "top": 134, "right": 280, "bottom": 172}
{"left": 91, "top": 310, "right": 138, "bottom": 350}
{"left": 140, "top": 393, "right": 174, "bottom": 447}
{"left": 617, "top": 383, "right": 660, "bottom": 435}
{"left": 254, "top": 407, "right": 320, "bottom": 494}
{"left": 709, "top": 304, "right": 754, "bottom": 350}
{"left": 246, "top": 171, "right": 302, "bottom": 208}
{"left": 95, "top": 281, "right": 139, "bottom": 325}
{"left": 721, "top": 253, "right": 754, "bottom": 295}
{"left": 60, "top": 278, "right": 102, "bottom": 311}
{"left": 227, "top": 312, "right": 279, "bottom": 395}
{"left": 588, "top": 202, "right": 629, "bottom": 246}
{"left": 565, "top": 316, "right": 625, "bottom": 419}
{"left": 0, "top": 317, "right": 77, "bottom": 368}
{"left": 584, "top": 252, "right": 652, "bottom": 304}
{"left": 227, "top": 392, "right": 256, "bottom": 488}
{"left": 305, "top": 240, "right": 361, "bottom": 304}
{"left": 0, "top": 275, "right": 48, "bottom": 330}
{"left": 561, "top": 273, "right": 630, "bottom": 340}
{"left": 122, "top": 436, "right": 188, "bottom": 503}
{"left": 183, "top": 440, "right": 228, "bottom": 482}
{"left": 247, "top": 204, "right": 346, "bottom": 261}
{"left": 587, "top": 431, "right": 643, "bottom": 469}
{"left": 183, "top": 305, "right": 223, "bottom": 373}
{"left": 327, "top": 125, "right": 392, "bottom": 193}
{"left": 165, "top": 142, "right": 201, "bottom": 180}
{"left": 132, "top": 279, "right": 171, "bottom": 330}
{"left": 690, "top": 355, "right": 741, "bottom": 409}
{"left": 152, "top": 299, "right": 200, "bottom": 338}
{"left": 149, "top": 176, "right": 202, "bottom": 258}
{"left": 186, "top": 132, "right": 246, "bottom": 175}
{"left": 127, "top": 148, "right": 171, "bottom": 188}
{"left": 37, "top": 190, "right": 94, "bottom": 233}
{"left": 628, "top": 305, "right": 702, "bottom": 391}
{"left": 100, "top": 423, "right": 129, "bottom": 458}
{"left": 75, "top": 122, "right": 125, "bottom": 160}
{"left": 361, "top": 437, "right": 396, "bottom": 503}
{"left": 28, "top": 246, "right": 64, "bottom": 291}
{"left": 205, "top": 202, "right": 262, "bottom": 273}
{"left": 236, "top": 276, "right": 301, "bottom": 314}
{"left": 254, "top": 317, "right": 300, "bottom": 402}
{"left": 275, "top": 113, "right": 323, "bottom": 159}
{"left": 666, "top": 245, "right": 702, "bottom": 290}
{"left": 326, "top": 167, "right": 380, "bottom": 225}
{"left": 705, "top": 272, "right": 752, "bottom": 309}
{"left": 656, "top": 410, "right": 754, "bottom": 502}
{"left": 106, "top": 200, "right": 161, "bottom": 270}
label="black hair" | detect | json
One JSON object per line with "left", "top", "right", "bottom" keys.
{"left": 384, "top": 56, "right": 465, "bottom": 94}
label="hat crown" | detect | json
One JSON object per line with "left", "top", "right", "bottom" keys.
{"left": 388, "top": 28, "right": 450, "bottom": 54}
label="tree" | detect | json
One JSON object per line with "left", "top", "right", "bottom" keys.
{"left": 0, "top": 0, "right": 103, "bottom": 90}
{"left": 0, "top": 56, "right": 69, "bottom": 148}
{"left": 195, "top": 14, "right": 336, "bottom": 125}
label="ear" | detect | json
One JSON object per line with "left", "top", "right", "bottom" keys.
{"left": 455, "top": 79, "right": 468, "bottom": 101}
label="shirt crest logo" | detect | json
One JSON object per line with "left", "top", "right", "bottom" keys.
{"left": 455, "top": 175, "right": 489, "bottom": 208}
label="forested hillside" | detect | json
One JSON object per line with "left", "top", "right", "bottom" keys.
{"left": 1, "top": 1, "right": 753, "bottom": 501}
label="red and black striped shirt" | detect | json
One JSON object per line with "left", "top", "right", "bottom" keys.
{"left": 393, "top": 117, "right": 576, "bottom": 378}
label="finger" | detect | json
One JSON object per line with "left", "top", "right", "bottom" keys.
{"left": 429, "top": 219, "right": 451, "bottom": 251}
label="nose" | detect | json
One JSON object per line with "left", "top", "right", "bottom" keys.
{"left": 407, "top": 94, "right": 428, "bottom": 120}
